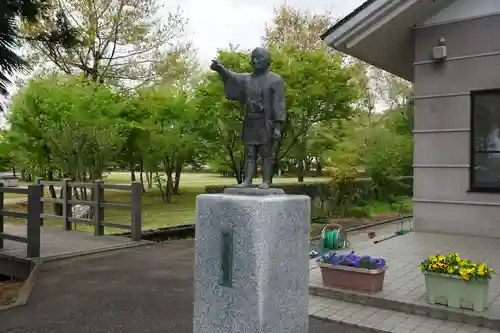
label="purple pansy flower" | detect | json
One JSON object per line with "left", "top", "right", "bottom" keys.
{"left": 317, "top": 250, "right": 386, "bottom": 270}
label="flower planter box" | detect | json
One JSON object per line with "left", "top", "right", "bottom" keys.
{"left": 319, "top": 263, "right": 387, "bottom": 293}
{"left": 425, "top": 272, "right": 489, "bottom": 312}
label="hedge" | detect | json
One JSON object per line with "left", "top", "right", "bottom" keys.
{"left": 205, "top": 176, "right": 413, "bottom": 200}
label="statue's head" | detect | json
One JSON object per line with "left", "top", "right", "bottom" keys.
{"left": 251, "top": 47, "right": 270, "bottom": 74}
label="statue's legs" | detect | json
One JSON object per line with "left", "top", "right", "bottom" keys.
{"left": 237, "top": 144, "right": 274, "bottom": 189}
{"left": 237, "top": 145, "right": 257, "bottom": 188}
{"left": 258, "top": 144, "right": 274, "bottom": 189}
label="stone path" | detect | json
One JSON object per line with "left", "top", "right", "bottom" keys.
{"left": 310, "top": 295, "right": 496, "bottom": 333}
{"left": 0, "top": 240, "right": 377, "bottom": 333}
{"left": 310, "top": 231, "right": 500, "bottom": 331}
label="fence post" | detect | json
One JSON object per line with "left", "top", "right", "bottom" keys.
{"left": 0, "top": 183, "right": 4, "bottom": 250}
{"left": 63, "top": 179, "right": 72, "bottom": 231}
{"left": 27, "top": 184, "right": 41, "bottom": 258}
{"left": 94, "top": 180, "right": 104, "bottom": 236}
{"left": 36, "top": 178, "right": 44, "bottom": 226}
{"left": 131, "top": 181, "right": 142, "bottom": 241}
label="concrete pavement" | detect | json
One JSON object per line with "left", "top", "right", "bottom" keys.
{"left": 0, "top": 240, "right": 380, "bottom": 333}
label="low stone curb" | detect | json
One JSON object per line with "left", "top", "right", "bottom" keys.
{"left": 39, "top": 240, "right": 153, "bottom": 262}
{"left": 310, "top": 285, "right": 500, "bottom": 330}
{"left": 309, "top": 314, "right": 387, "bottom": 332}
{"left": 0, "top": 261, "right": 42, "bottom": 311}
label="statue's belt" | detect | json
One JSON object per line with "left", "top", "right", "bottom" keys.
{"left": 246, "top": 112, "right": 266, "bottom": 119}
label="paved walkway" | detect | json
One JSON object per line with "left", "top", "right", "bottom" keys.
{"left": 0, "top": 240, "right": 375, "bottom": 333}
{"left": 310, "top": 231, "right": 500, "bottom": 331}
{"left": 1, "top": 224, "right": 150, "bottom": 259}
{"left": 310, "top": 295, "right": 496, "bottom": 333}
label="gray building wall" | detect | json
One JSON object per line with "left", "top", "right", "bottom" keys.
{"left": 413, "top": 14, "right": 500, "bottom": 238}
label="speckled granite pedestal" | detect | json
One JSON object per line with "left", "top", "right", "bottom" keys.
{"left": 194, "top": 188, "right": 310, "bottom": 333}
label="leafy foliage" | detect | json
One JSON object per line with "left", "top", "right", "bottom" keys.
{"left": 8, "top": 74, "right": 125, "bottom": 180}
{"left": 194, "top": 50, "right": 252, "bottom": 183}
{"left": 3, "top": 3, "right": 415, "bottom": 216}
{"left": 0, "top": 0, "right": 77, "bottom": 109}
{"left": 20, "top": 0, "right": 187, "bottom": 86}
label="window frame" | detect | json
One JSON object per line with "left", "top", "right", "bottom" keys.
{"left": 469, "top": 89, "right": 500, "bottom": 193}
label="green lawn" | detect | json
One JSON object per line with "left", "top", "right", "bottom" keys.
{"left": 4, "top": 173, "right": 330, "bottom": 234}
{"left": 4, "top": 172, "right": 412, "bottom": 235}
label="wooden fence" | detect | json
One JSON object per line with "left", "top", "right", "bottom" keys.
{"left": 0, "top": 180, "right": 142, "bottom": 259}
{"left": 38, "top": 180, "right": 142, "bottom": 240}
{"left": 0, "top": 184, "right": 42, "bottom": 258}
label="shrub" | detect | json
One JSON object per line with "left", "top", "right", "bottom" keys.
{"left": 345, "top": 206, "right": 371, "bottom": 218}
{"left": 205, "top": 176, "right": 414, "bottom": 218}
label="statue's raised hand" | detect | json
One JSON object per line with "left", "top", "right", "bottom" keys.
{"left": 210, "top": 59, "right": 223, "bottom": 72}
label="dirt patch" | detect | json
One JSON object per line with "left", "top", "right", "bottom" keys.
{"left": 311, "top": 212, "right": 402, "bottom": 239}
{"left": 0, "top": 280, "right": 24, "bottom": 306}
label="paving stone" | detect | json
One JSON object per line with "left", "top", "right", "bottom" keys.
{"left": 393, "top": 322, "right": 420, "bottom": 332}
{"left": 314, "top": 307, "right": 337, "bottom": 318}
{"left": 309, "top": 231, "right": 500, "bottom": 330}
{"left": 391, "top": 326, "right": 413, "bottom": 333}
{"left": 310, "top": 296, "right": 485, "bottom": 333}
{"left": 456, "top": 326, "right": 479, "bottom": 333}
{"left": 478, "top": 328, "right": 499, "bottom": 333}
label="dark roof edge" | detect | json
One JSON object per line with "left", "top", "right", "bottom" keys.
{"left": 320, "top": 0, "right": 377, "bottom": 40}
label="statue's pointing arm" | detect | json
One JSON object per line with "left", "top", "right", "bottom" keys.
{"left": 210, "top": 60, "right": 246, "bottom": 103}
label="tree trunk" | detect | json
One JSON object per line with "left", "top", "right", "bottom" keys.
{"left": 155, "top": 172, "right": 166, "bottom": 203}
{"left": 297, "top": 160, "right": 305, "bottom": 183}
{"left": 147, "top": 172, "right": 153, "bottom": 189}
{"left": 139, "top": 158, "right": 146, "bottom": 192}
{"left": 316, "top": 159, "right": 323, "bottom": 176}
{"left": 305, "top": 158, "right": 312, "bottom": 173}
{"left": 173, "top": 158, "right": 182, "bottom": 195}
{"left": 271, "top": 141, "right": 282, "bottom": 184}
{"left": 227, "top": 147, "right": 243, "bottom": 184}
{"left": 163, "top": 155, "right": 174, "bottom": 204}
{"left": 166, "top": 173, "right": 173, "bottom": 203}
{"left": 130, "top": 163, "right": 136, "bottom": 182}
{"left": 47, "top": 171, "right": 63, "bottom": 216}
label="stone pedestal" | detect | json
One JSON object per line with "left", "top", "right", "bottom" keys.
{"left": 194, "top": 189, "right": 310, "bottom": 333}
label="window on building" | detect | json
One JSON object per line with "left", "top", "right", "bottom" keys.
{"left": 471, "top": 90, "right": 500, "bottom": 192}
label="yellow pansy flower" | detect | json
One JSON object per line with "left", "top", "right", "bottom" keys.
{"left": 478, "top": 264, "right": 486, "bottom": 276}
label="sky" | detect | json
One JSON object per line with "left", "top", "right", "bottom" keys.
{"left": 2, "top": 0, "right": 364, "bottom": 104}
{"left": 165, "top": 0, "right": 365, "bottom": 64}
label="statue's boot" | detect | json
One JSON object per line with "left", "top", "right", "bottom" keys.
{"left": 258, "top": 158, "right": 274, "bottom": 189}
{"left": 237, "top": 159, "right": 255, "bottom": 187}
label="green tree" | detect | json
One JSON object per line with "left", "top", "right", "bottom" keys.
{"left": 323, "top": 111, "right": 413, "bottom": 207}
{"left": 21, "top": 0, "right": 187, "bottom": 86}
{"left": 131, "top": 85, "right": 202, "bottom": 202}
{"left": 195, "top": 45, "right": 358, "bottom": 183}
{"left": 0, "top": 0, "right": 77, "bottom": 109}
{"left": 264, "top": 4, "right": 334, "bottom": 51}
{"left": 194, "top": 49, "right": 251, "bottom": 183}
{"left": 8, "top": 74, "right": 125, "bottom": 181}
{"left": 114, "top": 90, "right": 152, "bottom": 189}
{"left": 264, "top": 5, "right": 359, "bottom": 181}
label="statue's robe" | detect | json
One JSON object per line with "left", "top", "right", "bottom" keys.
{"left": 221, "top": 70, "right": 286, "bottom": 146}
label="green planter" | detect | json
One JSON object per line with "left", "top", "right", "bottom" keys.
{"left": 424, "top": 272, "right": 490, "bottom": 311}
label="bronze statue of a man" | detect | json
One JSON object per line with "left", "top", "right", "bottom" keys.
{"left": 210, "top": 47, "right": 286, "bottom": 189}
